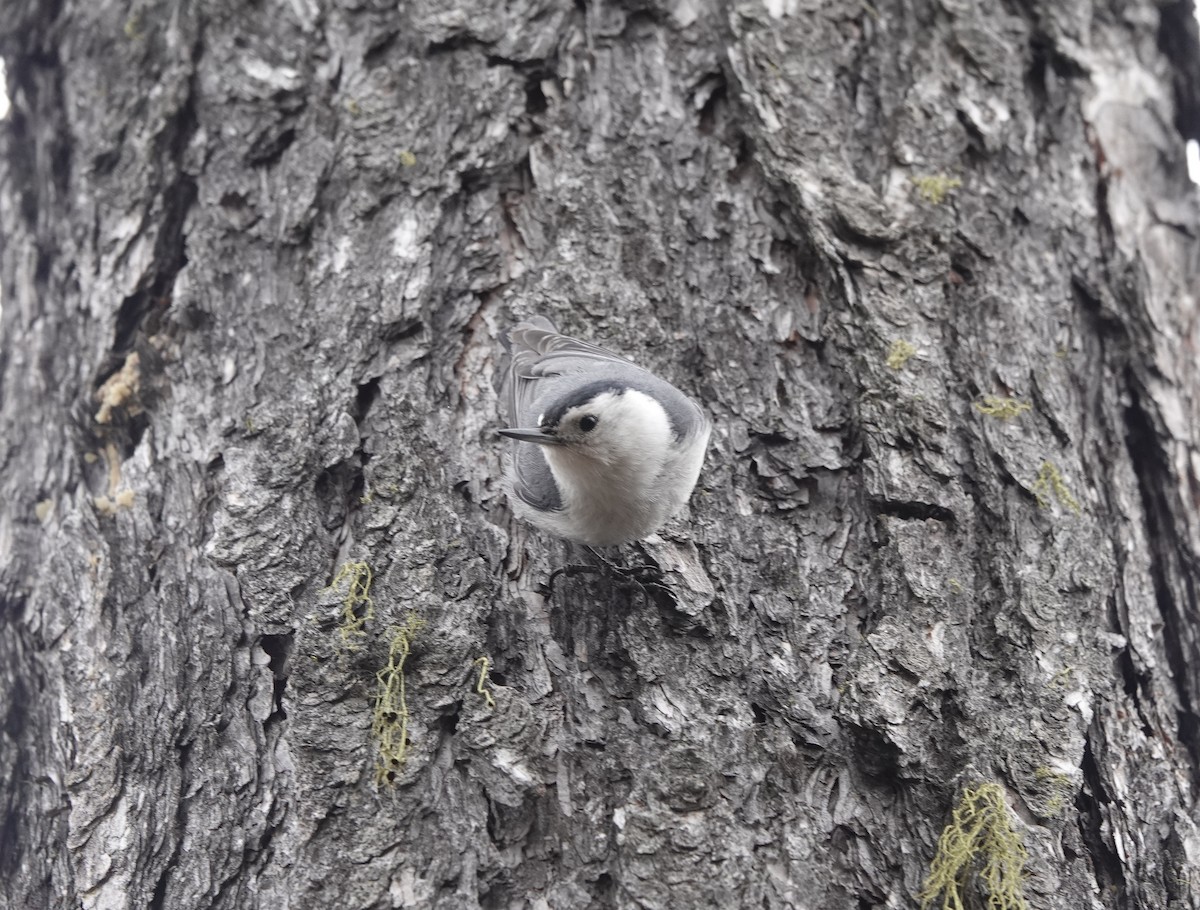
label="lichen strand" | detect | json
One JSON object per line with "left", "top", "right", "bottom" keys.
{"left": 886, "top": 339, "right": 917, "bottom": 370}
{"left": 473, "top": 656, "right": 496, "bottom": 709}
{"left": 327, "top": 561, "right": 375, "bottom": 651}
{"left": 974, "top": 396, "right": 1031, "bottom": 420}
{"left": 911, "top": 173, "right": 963, "bottom": 204}
{"left": 919, "top": 782, "right": 1029, "bottom": 910}
{"left": 1031, "top": 461, "right": 1080, "bottom": 514}
{"left": 1033, "top": 767, "right": 1074, "bottom": 817}
{"left": 372, "top": 614, "right": 427, "bottom": 786}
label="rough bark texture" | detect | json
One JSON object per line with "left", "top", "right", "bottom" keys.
{"left": 2, "top": 1, "right": 1199, "bottom": 908}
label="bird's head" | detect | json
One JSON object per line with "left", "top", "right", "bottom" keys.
{"left": 498, "top": 382, "right": 673, "bottom": 468}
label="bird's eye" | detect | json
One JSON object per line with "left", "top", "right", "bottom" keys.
{"left": 579, "top": 415, "right": 598, "bottom": 432}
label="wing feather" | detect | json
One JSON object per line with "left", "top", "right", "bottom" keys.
{"left": 503, "top": 318, "right": 636, "bottom": 429}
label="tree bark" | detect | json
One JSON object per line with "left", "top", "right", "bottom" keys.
{"left": 2, "top": 1, "right": 1199, "bottom": 908}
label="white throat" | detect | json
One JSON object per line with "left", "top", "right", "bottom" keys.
{"left": 542, "top": 390, "right": 677, "bottom": 545}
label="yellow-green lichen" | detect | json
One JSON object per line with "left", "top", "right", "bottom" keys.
{"left": 1033, "top": 767, "right": 1073, "bottom": 817}
{"left": 911, "top": 173, "right": 963, "bottom": 205}
{"left": 974, "top": 396, "right": 1031, "bottom": 421}
{"left": 1047, "top": 665, "right": 1075, "bottom": 689}
{"left": 94, "top": 489, "right": 136, "bottom": 516}
{"left": 398, "top": 149, "right": 417, "bottom": 167}
{"left": 124, "top": 13, "right": 145, "bottom": 40}
{"left": 327, "top": 561, "right": 375, "bottom": 651}
{"left": 919, "top": 782, "right": 1029, "bottom": 910}
{"left": 886, "top": 339, "right": 917, "bottom": 370}
{"left": 473, "top": 656, "right": 496, "bottom": 709}
{"left": 1031, "top": 461, "right": 1080, "bottom": 514}
{"left": 372, "top": 614, "right": 426, "bottom": 786}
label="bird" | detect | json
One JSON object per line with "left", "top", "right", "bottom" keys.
{"left": 497, "top": 316, "right": 711, "bottom": 547}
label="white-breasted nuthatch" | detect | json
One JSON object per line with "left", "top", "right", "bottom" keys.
{"left": 497, "top": 317, "right": 710, "bottom": 546}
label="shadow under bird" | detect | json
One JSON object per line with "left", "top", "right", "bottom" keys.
{"left": 497, "top": 317, "right": 711, "bottom": 547}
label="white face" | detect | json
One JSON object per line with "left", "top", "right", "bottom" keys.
{"left": 546, "top": 390, "right": 672, "bottom": 467}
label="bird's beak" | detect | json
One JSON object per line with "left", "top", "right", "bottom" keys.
{"left": 497, "top": 426, "right": 565, "bottom": 446}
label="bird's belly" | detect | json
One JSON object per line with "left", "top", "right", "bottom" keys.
{"left": 541, "top": 456, "right": 671, "bottom": 547}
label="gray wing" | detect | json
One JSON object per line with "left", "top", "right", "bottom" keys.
{"left": 502, "top": 317, "right": 621, "bottom": 512}
{"left": 502, "top": 318, "right": 705, "bottom": 437}
{"left": 502, "top": 317, "right": 637, "bottom": 428}
{"left": 511, "top": 437, "right": 563, "bottom": 511}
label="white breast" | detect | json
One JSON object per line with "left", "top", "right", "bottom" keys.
{"left": 531, "top": 390, "right": 709, "bottom": 546}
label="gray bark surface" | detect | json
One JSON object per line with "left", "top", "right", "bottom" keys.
{"left": 2, "top": 1, "right": 1199, "bottom": 908}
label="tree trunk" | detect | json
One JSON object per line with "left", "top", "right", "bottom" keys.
{"left": 3, "top": 1, "right": 1199, "bottom": 908}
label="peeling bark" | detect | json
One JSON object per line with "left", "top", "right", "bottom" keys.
{"left": 2, "top": 1, "right": 1198, "bottom": 908}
